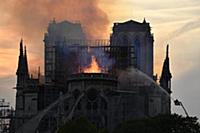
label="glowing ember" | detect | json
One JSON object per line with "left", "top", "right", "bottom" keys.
{"left": 83, "top": 56, "right": 101, "bottom": 73}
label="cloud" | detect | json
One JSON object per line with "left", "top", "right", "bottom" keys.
{"left": 167, "top": 18, "right": 200, "bottom": 41}
{"left": 131, "top": 0, "right": 200, "bottom": 10}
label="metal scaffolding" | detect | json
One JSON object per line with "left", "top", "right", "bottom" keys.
{"left": 0, "top": 99, "right": 14, "bottom": 133}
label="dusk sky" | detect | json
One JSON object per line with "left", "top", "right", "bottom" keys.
{"left": 0, "top": 0, "right": 200, "bottom": 118}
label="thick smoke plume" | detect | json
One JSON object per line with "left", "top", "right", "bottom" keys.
{"left": 62, "top": 47, "right": 115, "bottom": 74}
{"left": 1, "top": 0, "right": 110, "bottom": 74}
{"left": 5, "top": 0, "right": 109, "bottom": 40}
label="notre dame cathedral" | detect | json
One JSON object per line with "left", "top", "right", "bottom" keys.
{"left": 11, "top": 19, "right": 172, "bottom": 133}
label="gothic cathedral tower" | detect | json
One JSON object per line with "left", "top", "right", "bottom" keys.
{"left": 160, "top": 45, "right": 172, "bottom": 114}
{"left": 15, "top": 39, "right": 30, "bottom": 130}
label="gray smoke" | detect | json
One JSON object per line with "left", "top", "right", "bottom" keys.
{"left": 4, "top": 0, "right": 110, "bottom": 40}
{"left": 78, "top": 48, "right": 92, "bottom": 68}
{"left": 78, "top": 47, "right": 115, "bottom": 72}
{"left": 61, "top": 46, "right": 115, "bottom": 73}
{"left": 118, "top": 68, "right": 172, "bottom": 98}
{"left": 1, "top": 0, "right": 111, "bottom": 74}
{"left": 92, "top": 48, "right": 115, "bottom": 71}
{"left": 167, "top": 18, "right": 200, "bottom": 41}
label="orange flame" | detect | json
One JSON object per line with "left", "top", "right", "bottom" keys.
{"left": 83, "top": 56, "right": 101, "bottom": 73}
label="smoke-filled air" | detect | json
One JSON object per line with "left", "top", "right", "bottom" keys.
{"left": 0, "top": 0, "right": 110, "bottom": 76}
{"left": 3, "top": 0, "right": 109, "bottom": 40}
{"left": 166, "top": 18, "right": 200, "bottom": 42}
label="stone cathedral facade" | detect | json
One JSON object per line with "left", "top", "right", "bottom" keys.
{"left": 12, "top": 19, "right": 172, "bottom": 133}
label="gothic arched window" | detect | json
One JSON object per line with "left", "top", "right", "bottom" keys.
{"left": 135, "top": 36, "right": 140, "bottom": 68}
{"left": 135, "top": 36, "right": 140, "bottom": 47}
{"left": 122, "top": 35, "right": 129, "bottom": 45}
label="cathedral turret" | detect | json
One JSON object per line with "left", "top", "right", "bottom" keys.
{"left": 160, "top": 45, "right": 172, "bottom": 114}
{"left": 16, "top": 39, "right": 24, "bottom": 76}
{"left": 16, "top": 39, "right": 29, "bottom": 87}
{"left": 143, "top": 18, "right": 146, "bottom": 23}
{"left": 24, "top": 45, "right": 29, "bottom": 77}
{"left": 159, "top": 45, "right": 172, "bottom": 93}
{"left": 14, "top": 40, "right": 37, "bottom": 132}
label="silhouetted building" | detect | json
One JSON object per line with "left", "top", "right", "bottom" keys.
{"left": 44, "top": 20, "right": 86, "bottom": 84}
{"left": 159, "top": 45, "right": 172, "bottom": 114}
{"left": 110, "top": 19, "right": 154, "bottom": 77}
{"left": 14, "top": 40, "right": 39, "bottom": 132}
{"left": 13, "top": 19, "right": 172, "bottom": 133}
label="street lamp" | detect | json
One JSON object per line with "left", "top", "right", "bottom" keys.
{"left": 174, "top": 99, "right": 189, "bottom": 117}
